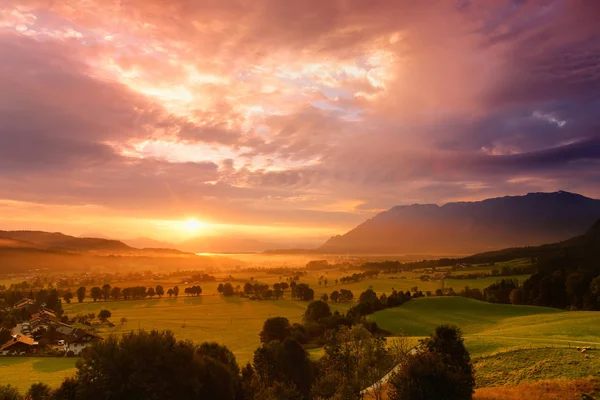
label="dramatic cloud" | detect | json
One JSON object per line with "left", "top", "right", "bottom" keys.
{"left": 0, "top": 0, "right": 599, "bottom": 243}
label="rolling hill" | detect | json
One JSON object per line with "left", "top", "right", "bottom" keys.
{"left": 319, "top": 191, "right": 600, "bottom": 255}
{"left": 0, "top": 230, "right": 242, "bottom": 273}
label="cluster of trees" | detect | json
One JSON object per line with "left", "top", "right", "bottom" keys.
{"left": 328, "top": 289, "right": 354, "bottom": 303}
{"left": 188, "top": 273, "right": 216, "bottom": 282}
{"left": 0, "top": 322, "right": 474, "bottom": 400}
{"left": 184, "top": 286, "right": 203, "bottom": 296}
{"left": 217, "top": 283, "right": 237, "bottom": 297}
{"left": 490, "top": 265, "right": 535, "bottom": 277}
{"left": 290, "top": 283, "right": 314, "bottom": 301}
{"left": 338, "top": 270, "right": 379, "bottom": 284}
{"left": 0, "top": 288, "right": 63, "bottom": 316}
{"left": 346, "top": 288, "right": 414, "bottom": 321}
{"left": 242, "top": 282, "right": 289, "bottom": 300}
{"left": 511, "top": 254, "right": 600, "bottom": 310}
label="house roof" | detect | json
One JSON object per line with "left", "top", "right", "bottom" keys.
{"left": 68, "top": 329, "right": 103, "bottom": 343}
{"left": 14, "top": 298, "right": 34, "bottom": 308}
{"left": 0, "top": 335, "right": 36, "bottom": 351}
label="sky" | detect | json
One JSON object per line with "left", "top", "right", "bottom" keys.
{"left": 0, "top": 0, "right": 599, "bottom": 245}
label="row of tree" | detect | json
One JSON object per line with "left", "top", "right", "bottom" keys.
{"left": 67, "top": 285, "right": 181, "bottom": 303}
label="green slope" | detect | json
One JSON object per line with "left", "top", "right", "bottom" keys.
{"left": 368, "top": 296, "right": 562, "bottom": 336}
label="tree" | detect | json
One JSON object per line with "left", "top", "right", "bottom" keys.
{"left": 0, "top": 385, "right": 22, "bottom": 400}
{"left": 253, "top": 338, "right": 315, "bottom": 398}
{"left": 592, "top": 275, "right": 600, "bottom": 297}
{"left": 76, "top": 287, "right": 86, "bottom": 303}
{"left": 217, "top": 283, "right": 224, "bottom": 295}
{"left": 388, "top": 351, "right": 472, "bottom": 400}
{"left": 102, "top": 284, "right": 111, "bottom": 301}
{"left": 314, "top": 325, "right": 398, "bottom": 400}
{"left": 120, "top": 317, "right": 128, "bottom": 326}
{"left": 294, "top": 283, "right": 314, "bottom": 301}
{"left": 167, "top": 288, "right": 174, "bottom": 297}
{"left": 155, "top": 285, "right": 164, "bottom": 298}
{"left": 63, "top": 291, "right": 73, "bottom": 304}
{"left": 26, "top": 382, "right": 51, "bottom": 400}
{"left": 147, "top": 287, "right": 156, "bottom": 298}
{"left": 90, "top": 287, "right": 102, "bottom": 302}
{"left": 260, "top": 317, "right": 291, "bottom": 343}
{"left": 98, "top": 309, "right": 112, "bottom": 323}
{"left": 222, "top": 283, "right": 235, "bottom": 297}
{"left": 111, "top": 287, "right": 121, "bottom": 301}
{"left": 330, "top": 290, "right": 340, "bottom": 303}
{"left": 339, "top": 289, "right": 354, "bottom": 302}
{"left": 58, "top": 330, "right": 240, "bottom": 400}
{"left": 509, "top": 287, "right": 524, "bottom": 305}
{"left": 0, "top": 328, "right": 12, "bottom": 344}
{"left": 303, "top": 300, "right": 332, "bottom": 324}
{"left": 173, "top": 286, "right": 180, "bottom": 297}
{"left": 416, "top": 324, "right": 475, "bottom": 399}
{"left": 320, "top": 293, "right": 329, "bottom": 302}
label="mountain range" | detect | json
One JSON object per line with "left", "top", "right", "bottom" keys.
{"left": 319, "top": 191, "right": 600, "bottom": 255}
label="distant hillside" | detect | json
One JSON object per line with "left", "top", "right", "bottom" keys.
{"left": 0, "top": 230, "right": 218, "bottom": 273}
{"left": 0, "top": 230, "right": 132, "bottom": 252}
{"left": 319, "top": 191, "right": 600, "bottom": 255}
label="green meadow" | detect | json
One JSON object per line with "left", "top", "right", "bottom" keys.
{"left": 5, "top": 269, "right": 599, "bottom": 392}
{"left": 0, "top": 357, "right": 77, "bottom": 393}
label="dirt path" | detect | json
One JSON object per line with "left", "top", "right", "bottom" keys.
{"left": 360, "top": 348, "right": 417, "bottom": 396}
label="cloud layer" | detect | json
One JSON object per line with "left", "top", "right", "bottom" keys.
{"left": 1, "top": 0, "right": 599, "bottom": 242}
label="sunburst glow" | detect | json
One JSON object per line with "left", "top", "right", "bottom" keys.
{"left": 184, "top": 218, "right": 205, "bottom": 232}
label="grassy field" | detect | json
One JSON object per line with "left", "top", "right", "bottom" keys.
{"left": 0, "top": 357, "right": 77, "bottom": 393}
{"left": 369, "top": 296, "right": 600, "bottom": 389}
{"left": 62, "top": 295, "right": 355, "bottom": 365}
{"left": 474, "top": 348, "right": 600, "bottom": 387}
{"left": 473, "top": 378, "right": 600, "bottom": 400}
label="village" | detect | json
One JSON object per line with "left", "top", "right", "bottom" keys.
{"left": 0, "top": 298, "right": 102, "bottom": 356}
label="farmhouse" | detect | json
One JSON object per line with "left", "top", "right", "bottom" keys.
{"left": 64, "top": 329, "right": 103, "bottom": 355}
{"left": 0, "top": 335, "right": 37, "bottom": 355}
{"left": 13, "top": 298, "right": 34, "bottom": 310}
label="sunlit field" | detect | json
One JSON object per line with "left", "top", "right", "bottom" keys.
{"left": 0, "top": 260, "right": 544, "bottom": 389}
{"left": 0, "top": 357, "right": 77, "bottom": 394}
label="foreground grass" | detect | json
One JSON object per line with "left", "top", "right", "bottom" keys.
{"left": 474, "top": 378, "right": 600, "bottom": 400}
{"left": 0, "top": 357, "right": 77, "bottom": 393}
{"left": 474, "top": 348, "right": 600, "bottom": 387}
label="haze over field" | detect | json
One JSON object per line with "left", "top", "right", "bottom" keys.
{"left": 1, "top": 1, "right": 600, "bottom": 248}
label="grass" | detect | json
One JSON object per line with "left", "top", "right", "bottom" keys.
{"left": 368, "top": 297, "right": 562, "bottom": 338}
{"left": 473, "top": 378, "right": 600, "bottom": 400}
{"left": 368, "top": 297, "right": 600, "bottom": 389}
{"left": 473, "top": 348, "right": 600, "bottom": 387}
{"left": 0, "top": 357, "right": 77, "bottom": 393}
{"left": 63, "top": 295, "right": 331, "bottom": 365}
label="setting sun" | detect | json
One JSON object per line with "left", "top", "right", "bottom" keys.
{"left": 184, "top": 218, "right": 204, "bottom": 232}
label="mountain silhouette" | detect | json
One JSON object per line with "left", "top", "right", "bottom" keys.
{"left": 319, "top": 191, "right": 600, "bottom": 255}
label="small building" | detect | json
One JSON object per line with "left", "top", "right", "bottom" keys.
{"left": 13, "top": 298, "right": 34, "bottom": 310}
{"left": 0, "top": 335, "right": 37, "bottom": 355}
{"left": 30, "top": 310, "right": 60, "bottom": 331}
{"left": 64, "top": 329, "right": 103, "bottom": 355}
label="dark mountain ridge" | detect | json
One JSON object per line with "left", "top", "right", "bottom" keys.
{"left": 320, "top": 191, "right": 600, "bottom": 255}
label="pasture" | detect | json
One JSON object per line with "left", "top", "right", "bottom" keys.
{"left": 0, "top": 357, "right": 77, "bottom": 393}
